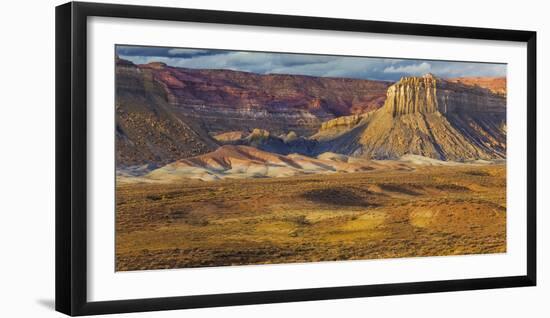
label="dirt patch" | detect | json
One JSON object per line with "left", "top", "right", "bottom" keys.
{"left": 377, "top": 183, "right": 422, "bottom": 196}
{"left": 433, "top": 184, "right": 470, "bottom": 192}
{"left": 463, "top": 170, "right": 490, "bottom": 177}
{"left": 301, "top": 188, "right": 376, "bottom": 207}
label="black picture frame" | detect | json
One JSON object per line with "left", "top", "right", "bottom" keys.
{"left": 55, "top": 1, "right": 537, "bottom": 316}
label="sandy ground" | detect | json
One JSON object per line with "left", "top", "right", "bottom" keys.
{"left": 115, "top": 164, "right": 506, "bottom": 271}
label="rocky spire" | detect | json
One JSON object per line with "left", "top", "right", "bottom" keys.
{"left": 383, "top": 74, "right": 439, "bottom": 116}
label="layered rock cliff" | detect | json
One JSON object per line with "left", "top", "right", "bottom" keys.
{"left": 137, "top": 62, "right": 390, "bottom": 136}
{"left": 115, "top": 58, "right": 218, "bottom": 166}
{"left": 448, "top": 76, "right": 506, "bottom": 96}
{"left": 314, "top": 74, "right": 506, "bottom": 160}
{"left": 115, "top": 58, "right": 392, "bottom": 165}
{"left": 383, "top": 74, "right": 440, "bottom": 116}
{"left": 382, "top": 73, "right": 506, "bottom": 116}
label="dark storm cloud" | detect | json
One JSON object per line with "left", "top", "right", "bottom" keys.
{"left": 116, "top": 45, "right": 230, "bottom": 59}
{"left": 116, "top": 45, "right": 506, "bottom": 81}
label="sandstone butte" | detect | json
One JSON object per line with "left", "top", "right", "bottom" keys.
{"left": 115, "top": 56, "right": 507, "bottom": 167}
{"left": 315, "top": 73, "right": 506, "bottom": 161}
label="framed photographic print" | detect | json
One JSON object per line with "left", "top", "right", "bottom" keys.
{"left": 55, "top": 1, "right": 536, "bottom": 316}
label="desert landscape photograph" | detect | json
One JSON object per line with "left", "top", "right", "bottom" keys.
{"left": 115, "top": 45, "right": 507, "bottom": 271}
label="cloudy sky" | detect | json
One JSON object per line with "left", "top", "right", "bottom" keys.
{"left": 116, "top": 45, "right": 506, "bottom": 81}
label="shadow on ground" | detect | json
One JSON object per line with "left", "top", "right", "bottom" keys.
{"left": 36, "top": 299, "right": 55, "bottom": 310}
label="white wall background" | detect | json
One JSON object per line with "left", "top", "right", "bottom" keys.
{"left": 0, "top": 0, "right": 547, "bottom": 316}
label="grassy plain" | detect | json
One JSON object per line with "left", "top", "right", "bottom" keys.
{"left": 115, "top": 164, "right": 506, "bottom": 271}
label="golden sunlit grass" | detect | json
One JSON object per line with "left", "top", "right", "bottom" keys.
{"left": 115, "top": 164, "right": 506, "bottom": 271}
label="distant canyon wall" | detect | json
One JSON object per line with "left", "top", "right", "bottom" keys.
{"left": 383, "top": 74, "right": 506, "bottom": 116}
{"left": 139, "top": 61, "right": 391, "bottom": 136}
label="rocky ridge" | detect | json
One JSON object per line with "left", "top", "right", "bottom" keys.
{"left": 138, "top": 61, "right": 391, "bottom": 136}
{"left": 115, "top": 58, "right": 218, "bottom": 166}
